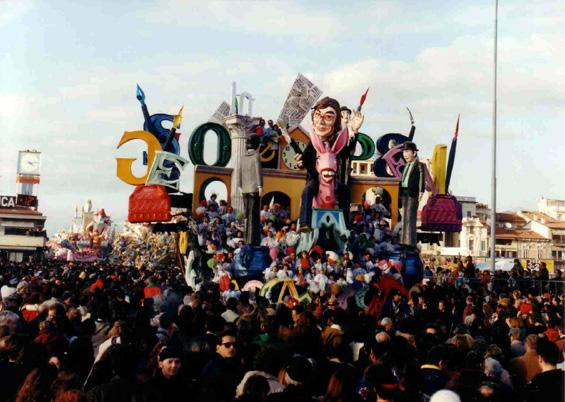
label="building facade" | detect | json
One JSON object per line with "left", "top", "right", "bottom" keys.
{"left": 493, "top": 212, "right": 552, "bottom": 259}
{"left": 419, "top": 199, "right": 555, "bottom": 264}
{"left": 1, "top": 150, "right": 46, "bottom": 262}
{"left": 0, "top": 207, "right": 47, "bottom": 262}
{"left": 459, "top": 217, "right": 489, "bottom": 257}
{"left": 518, "top": 210, "right": 565, "bottom": 270}
{"left": 538, "top": 198, "right": 565, "bottom": 221}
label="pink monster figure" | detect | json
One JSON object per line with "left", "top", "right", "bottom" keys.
{"left": 309, "top": 127, "right": 350, "bottom": 209}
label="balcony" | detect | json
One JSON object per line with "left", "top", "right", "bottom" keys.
{"left": 0, "top": 234, "right": 45, "bottom": 249}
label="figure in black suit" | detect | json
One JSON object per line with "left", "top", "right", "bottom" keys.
{"left": 399, "top": 141, "right": 425, "bottom": 248}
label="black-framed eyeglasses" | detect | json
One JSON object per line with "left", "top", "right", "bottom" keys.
{"left": 313, "top": 111, "right": 336, "bottom": 123}
{"left": 222, "top": 342, "right": 237, "bottom": 348}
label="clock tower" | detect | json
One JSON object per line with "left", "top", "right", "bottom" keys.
{"left": 16, "top": 150, "right": 41, "bottom": 207}
{"left": 0, "top": 150, "right": 46, "bottom": 262}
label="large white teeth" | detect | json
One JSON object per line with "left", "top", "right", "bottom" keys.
{"left": 321, "top": 170, "right": 335, "bottom": 179}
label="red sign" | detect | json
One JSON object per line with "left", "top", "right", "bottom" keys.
{"left": 17, "top": 194, "right": 38, "bottom": 208}
{"left": 128, "top": 185, "right": 171, "bottom": 223}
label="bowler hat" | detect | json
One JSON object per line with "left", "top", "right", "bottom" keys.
{"left": 402, "top": 141, "right": 419, "bottom": 152}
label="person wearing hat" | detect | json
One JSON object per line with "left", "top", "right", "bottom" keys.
{"left": 235, "top": 133, "right": 263, "bottom": 246}
{"left": 149, "top": 345, "right": 195, "bottom": 402}
{"left": 399, "top": 141, "right": 425, "bottom": 249}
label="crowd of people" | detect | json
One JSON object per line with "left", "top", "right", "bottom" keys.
{"left": 0, "top": 195, "right": 563, "bottom": 402}
{"left": 111, "top": 223, "right": 177, "bottom": 270}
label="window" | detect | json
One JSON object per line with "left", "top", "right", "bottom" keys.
{"left": 445, "top": 232, "right": 458, "bottom": 247}
{"left": 4, "top": 228, "right": 29, "bottom": 236}
{"left": 467, "top": 211, "right": 472, "bottom": 218}
{"left": 469, "top": 239, "right": 474, "bottom": 252}
{"left": 8, "top": 252, "right": 23, "bottom": 263}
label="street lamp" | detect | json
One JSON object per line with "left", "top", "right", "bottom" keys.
{"left": 490, "top": 0, "right": 499, "bottom": 272}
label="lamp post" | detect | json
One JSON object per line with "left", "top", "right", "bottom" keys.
{"left": 490, "top": 0, "right": 499, "bottom": 272}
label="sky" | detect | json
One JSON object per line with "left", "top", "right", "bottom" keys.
{"left": 1, "top": 0, "right": 564, "bottom": 235}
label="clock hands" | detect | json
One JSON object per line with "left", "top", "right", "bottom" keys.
{"left": 277, "top": 119, "right": 303, "bottom": 156}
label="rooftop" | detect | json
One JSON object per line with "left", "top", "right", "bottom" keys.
{"left": 496, "top": 212, "right": 527, "bottom": 227}
{"left": 455, "top": 196, "right": 477, "bottom": 203}
{"left": 519, "top": 211, "right": 565, "bottom": 230}
{"left": 494, "top": 227, "right": 549, "bottom": 241}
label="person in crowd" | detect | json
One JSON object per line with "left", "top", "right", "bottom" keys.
{"left": 200, "top": 330, "right": 243, "bottom": 402}
{"left": 148, "top": 345, "right": 195, "bottom": 402}
{"left": 419, "top": 344, "right": 451, "bottom": 398}
{"left": 509, "top": 334, "right": 541, "bottom": 391}
{"left": 523, "top": 340, "right": 564, "bottom": 402}
{"left": 0, "top": 189, "right": 562, "bottom": 402}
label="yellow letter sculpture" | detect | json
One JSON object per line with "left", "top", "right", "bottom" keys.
{"left": 116, "top": 130, "right": 162, "bottom": 185}
{"left": 431, "top": 144, "right": 447, "bottom": 195}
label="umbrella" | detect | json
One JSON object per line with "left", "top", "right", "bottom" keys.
{"left": 476, "top": 262, "right": 491, "bottom": 270}
{"left": 495, "top": 259, "right": 515, "bottom": 271}
{"left": 242, "top": 280, "right": 264, "bottom": 292}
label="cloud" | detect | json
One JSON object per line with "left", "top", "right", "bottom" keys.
{"left": 308, "top": 25, "right": 564, "bottom": 210}
{"left": 0, "top": 0, "right": 33, "bottom": 27}
{"left": 3, "top": 1, "right": 563, "bottom": 234}
{"left": 0, "top": 93, "right": 27, "bottom": 118}
{"left": 143, "top": 1, "right": 341, "bottom": 41}
{"left": 86, "top": 106, "right": 137, "bottom": 123}
{"left": 315, "top": 27, "right": 564, "bottom": 124}
{"left": 59, "top": 83, "right": 102, "bottom": 100}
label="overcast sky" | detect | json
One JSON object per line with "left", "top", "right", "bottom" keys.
{"left": 1, "top": 0, "right": 564, "bottom": 235}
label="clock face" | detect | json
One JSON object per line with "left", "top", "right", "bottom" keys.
{"left": 281, "top": 141, "right": 307, "bottom": 170}
{"left": 18, "top": 152, "right": 41, "bottom": 175}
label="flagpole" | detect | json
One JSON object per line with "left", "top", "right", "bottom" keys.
{"left": 491, "top": 0, "right": 498, "bottom": 272}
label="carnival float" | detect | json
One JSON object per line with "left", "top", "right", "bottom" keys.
{"left": 112, "top": 74, "right": 463, "bottom": 313}
{"left": 47, "top": 200, "right": 113, "bottom": 262}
